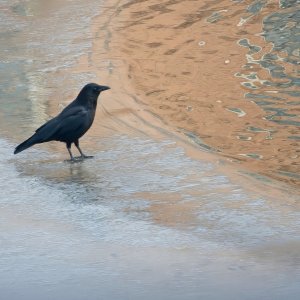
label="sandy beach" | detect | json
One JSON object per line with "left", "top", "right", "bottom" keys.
{"left": 83, "top": 0, "right": 299, "bottom": 186}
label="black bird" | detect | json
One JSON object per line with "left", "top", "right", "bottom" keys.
{"left": 14, "top": 83, "right": 110, "bottom": 160}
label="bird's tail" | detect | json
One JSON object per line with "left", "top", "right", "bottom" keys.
{"left": 14, "top": 134, "right": 39, "bottom": 154}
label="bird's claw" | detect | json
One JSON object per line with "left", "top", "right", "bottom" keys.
{"left": 81, "top": 155, "right": 94, "bottom": 159}
{"left": 65, "top": 157, "right": 82, "bottom": 163}
{"left": 64, "top": 155, "right": 93, "bottom": 163}
{"left": 65, "top": 159, "right": 77, "bottom": 163}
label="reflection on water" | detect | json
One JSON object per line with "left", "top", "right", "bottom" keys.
{"left": 108, "top": 0, "right": 300, "bottom": 184}
{"left": 235, "top": 0, "right": 300, "bottom": 180}
{"left": 1, "top": 135, "right": 300, "bottom": 299}
{"left": 238, "top": 4, "right": 300, "bottom": 128}
{"left": 12, "top": 135, "right": 300, "bottom": 247}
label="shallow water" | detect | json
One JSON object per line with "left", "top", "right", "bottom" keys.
{"left": 1, "top": 136, "right": 300, "bottom": 300}
{"left": 238, "top": 2, "right": 300, "bottom": 133}
{"left": 0, "top": 0, "right": 300, "bottom": 299}
{"left": 108, "top": 0, "right": 300, "bottom": 183}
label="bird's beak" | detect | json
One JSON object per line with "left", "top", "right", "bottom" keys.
{"left": 99, "top": 86, "right": 110, "bottom": 92}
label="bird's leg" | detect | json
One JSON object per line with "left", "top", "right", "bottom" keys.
{"left": 66, "top": 142, "right": 75, "bottom": 161}
{"left": 74, "top": 140, "right": 93, "bottom": 159}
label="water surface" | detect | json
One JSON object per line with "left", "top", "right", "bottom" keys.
{"left": 0, "top": 0, "right": 300, "bottom": 299}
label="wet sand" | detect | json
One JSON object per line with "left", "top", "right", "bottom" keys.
{"left": 1, "top": 1, "right": 300, "bottom": 299}
{"left": 90, "top": 0, "right": 300, "bottom": 186}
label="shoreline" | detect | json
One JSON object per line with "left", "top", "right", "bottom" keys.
{"left": 1, "top": 2, "right": 300, "bottom": 297}
{"left": 80, "top": 0, "right": 299, "bottom": 188}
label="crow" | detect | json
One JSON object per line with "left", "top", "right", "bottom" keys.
{"left": 14, "top": 83, "right": 110, "bottom": 161}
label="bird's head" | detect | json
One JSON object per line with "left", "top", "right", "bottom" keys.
{"left": 77, "top": 83, "right": 110, "bottom": 105}
{"left": 85, "top": 83, "right": 110, "bottom": 96}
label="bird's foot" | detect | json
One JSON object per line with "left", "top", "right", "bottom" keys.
{"left": 71, "top": 155, "right": 93, "bottom": 161}
{"left": 64, "top": 155, "right": 93, "bottom": 162}
{"left": 81, "top": 155, "right": 94, "bottom": 159}
{"left": 64, "top": 157, "right": 83, "bottom": 163}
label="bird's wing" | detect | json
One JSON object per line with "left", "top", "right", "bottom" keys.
{"left": 34, "top": 106, "right": 89, "bottom": 142}
{"left": 35, "top": 104, "right": 81, "bottom": 133}
{"left": 52, "top": 108, "right": 90, "bottom": 140}
{"left": 35, "top": 117, "right": 58, "bottom": 133}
